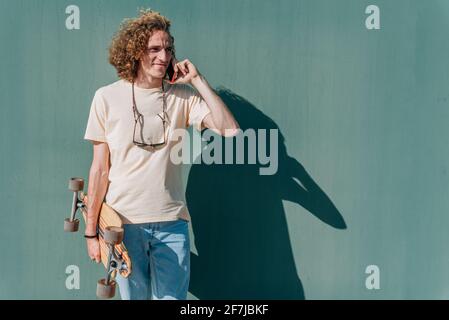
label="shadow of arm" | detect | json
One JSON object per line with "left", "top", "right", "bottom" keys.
{"left": 281, "top": 156, "right": 347, "bottom": 229}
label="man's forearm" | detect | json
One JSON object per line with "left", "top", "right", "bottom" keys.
{"left": 85, "top": 167, "right": 109, "bottom": 235}
{"left": 191, "top": 74, "right": 239, "bottom": 135}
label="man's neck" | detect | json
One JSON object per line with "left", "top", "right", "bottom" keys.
{"left": 134, "top": 71, "right": 163, "bottom": 89}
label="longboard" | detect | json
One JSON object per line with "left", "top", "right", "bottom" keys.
{"left": 64, "top": 177, "right": 132, "bottom": 298}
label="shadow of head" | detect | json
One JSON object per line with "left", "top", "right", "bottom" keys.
{"left": 186, "top": 87, "right": 346, "bottom": 299}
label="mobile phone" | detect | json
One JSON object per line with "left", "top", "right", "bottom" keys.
{"left": 166, "top": 59, "right": 176, "bottom": 82}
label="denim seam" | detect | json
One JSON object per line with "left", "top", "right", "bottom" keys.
{"left": 149, "top": 240, "right": 160, "bottom": 299}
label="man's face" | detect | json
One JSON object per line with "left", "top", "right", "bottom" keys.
{"left": 139, "top": 30, "right": 174, "bottom": 80}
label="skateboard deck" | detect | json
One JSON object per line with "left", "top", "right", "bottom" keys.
{"left": 79, "top": 192, "right": 132, "bottom": 278}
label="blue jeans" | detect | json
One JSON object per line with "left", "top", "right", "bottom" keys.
{"left": 115, "top": 219, "right": 190, "bottom": 300}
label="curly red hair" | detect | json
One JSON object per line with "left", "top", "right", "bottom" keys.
{"left": 108, "top": 8, "right": 176, "bottom": 82}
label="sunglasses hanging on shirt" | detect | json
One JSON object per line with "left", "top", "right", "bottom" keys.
{"left": 131, "top": 81, "right": 169, "bottom": 148}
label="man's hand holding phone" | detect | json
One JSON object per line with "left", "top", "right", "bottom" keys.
{"left": 168, "top": 58, "right": 201, "bottom": 85}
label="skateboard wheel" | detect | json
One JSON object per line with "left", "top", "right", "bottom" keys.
{"left": 104, "top": 226, "right": 124, "bottom": 245}
{"left": 96, "top": 279, "right": 116, "bottom": 299}
{"left": 64, "top": 218, "right": 79, "bottom": 232}
{"left": 68, "top": 177, "right": 84, "bottom": 192}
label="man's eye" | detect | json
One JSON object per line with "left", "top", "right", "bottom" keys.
{"left": 147, "top": 47, "right": 173, "bottom": 54}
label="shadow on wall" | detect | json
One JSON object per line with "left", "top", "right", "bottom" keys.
{"left": 186, "top": 88, "right": 347, "bottom": 299}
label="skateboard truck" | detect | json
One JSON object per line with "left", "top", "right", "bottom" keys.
{"left": 64, "top": 177, "right": 85, "bottom": 232}
{"left": 96, "top": 226, "right": 127, "bottom": 298}
{"left": 64, "top": 177, "right": 131, "bottom": 299}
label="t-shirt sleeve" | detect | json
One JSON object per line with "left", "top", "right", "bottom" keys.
{"left": 184, "top": 85, "right": 211, "bottom": 131}
{"left": 84, "top": 90, "right": 107, "bottom": 143}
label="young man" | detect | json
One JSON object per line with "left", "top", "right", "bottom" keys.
{"left": 83, "top": 9, "right": 239, "bottom": 300}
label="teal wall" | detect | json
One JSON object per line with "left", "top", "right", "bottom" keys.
{"left": 1, "top": 0, "right": 449, "bottom": 299}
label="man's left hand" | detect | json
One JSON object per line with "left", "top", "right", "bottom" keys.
{"left": 170, "top": 58, "right": 201, "bottom": 85}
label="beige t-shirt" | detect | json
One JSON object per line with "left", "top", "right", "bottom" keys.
{"left": 84, "top": 79, "right": 210, "bottom": 224}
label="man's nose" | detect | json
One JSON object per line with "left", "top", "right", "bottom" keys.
{"left": 157, "top": 49, "right": 171, "bottom": 63}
